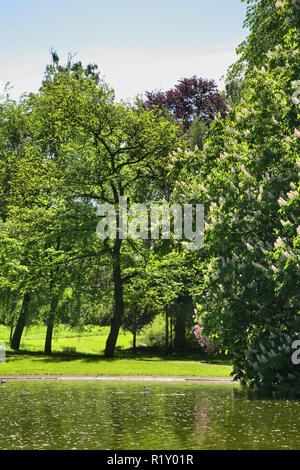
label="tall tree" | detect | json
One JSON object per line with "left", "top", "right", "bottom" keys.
{"left": 30, "top": 55, "right": 184, "bottom": 358}
{"left": 180, "top": 0, "right": 300, "bottom": 394}
{"left": 144, "top": 76, "right": 227, "bottom": 131}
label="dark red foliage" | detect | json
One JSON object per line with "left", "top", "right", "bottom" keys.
{"left": 144, "top": 76, "right": 227, "bottom": 130}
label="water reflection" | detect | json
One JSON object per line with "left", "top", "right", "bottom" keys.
{"left": 0, "top": 380, "right": 299, "bottom": 450}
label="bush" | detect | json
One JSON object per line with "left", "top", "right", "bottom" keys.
{"left": 243, "top": 330, "right": 300, "bottom": 399}
{"left": 139, "top": 315, "right": 165, "bottom": 349}
{"left": 61, "top": 346, "right": 77, "bottom": 355}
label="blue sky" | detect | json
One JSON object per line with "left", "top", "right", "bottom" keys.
{"left": 0, "top": 0, "right": 248, "bottom": 101}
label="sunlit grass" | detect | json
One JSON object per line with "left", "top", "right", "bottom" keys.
{"left": 1, "top": 356, "right": 232, "bottom": 377}
{"left": 0, "top": 324, "right": 132, "bottom": 354}
{"left": 0, "top": 324, "right": 233, "bottom": 377}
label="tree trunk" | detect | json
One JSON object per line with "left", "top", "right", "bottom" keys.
{"left": 9, "top": 321, "right": 14, "bottom": 344}
{"left": 174, "top": 304, "right": 186, "bottom": 352}
{"left": 44, "top": 295, "right": 57, "bottom": 355}
{"left": 10, "top": 293, "right": 30, "bottom": 350}
{"left": 44, "top": 239, "right": 60, "bottom": 355}
{"left": 170, "top": 311, "right": 173, "bottom": 352}
{"left": 44, "top": 316, "right": 55, "bottom": 355}
{"left": 105, "top": 242, "right": 123, "bottom": 358}
{"left": 133, "top": 329, "right": 137, "bottom": 353}
{"left": 165, "top": 310, "right": 169, "bottom": 354}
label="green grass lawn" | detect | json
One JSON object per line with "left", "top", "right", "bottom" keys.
{"left": 0, "top": 324, "right": 233, "bottom": 377}
{"left": 0, "top": 324, "right": 132, "bottom": 355}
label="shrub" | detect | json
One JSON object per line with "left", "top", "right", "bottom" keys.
{"left": 61, "top": 346, "right": 77, "bottom": 355}
{"left": 243, "top": 330, "right": 300, "bottom": 399}
{"left": 139, "top": 315, "right": 165, "bottom": 349}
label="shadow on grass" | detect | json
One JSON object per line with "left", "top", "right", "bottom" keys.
{"left": 6, "top": 346, "right": 232, "bottom": 365}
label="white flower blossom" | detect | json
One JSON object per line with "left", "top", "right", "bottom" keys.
{"left": 274, "top": 237, "right": 283, "bottom": 248}
{"left": 260, "top": 343, "right": 266, "bottom": 353}
{"left": 287, "top": 191, "right": 297, "bottom": 199}
{"left": 268, "top": 349, "right": 277, "bottom": 359}
{"left": 277, "top": 197, "right": 287, "bottom": 206}
{"left": 294, "top": 128, "right": 300, "bottom": 138}
{"left": 280, "top": 219, "right": 291, "bottom": 226}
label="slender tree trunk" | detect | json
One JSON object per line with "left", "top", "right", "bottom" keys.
{"left": 170, "top": 311, "right": 173, "bottom": 352}
{"left": 44, "top": 295, "right": 57, "bottom": 355}
{"left": 44, "top": 314, "right": 55, "bottom": 355}
{"left": 9, "top": 321, "right": 14, "bottom": 344}
{"left": 105, "top": 241, "right": 123, "bottom": 358}
{"left": 44, "top": 239, "right": 60, "bottom": 355}
{"left": 165, "top": 310, "right": 169, "bottom": 355}
{"left": 174, "top": 304, "right": 186, "bottom": 352}
{"left": 133, "top": 330, "right": 137, "bottom": 353}
{"left": 10, "top": 293, "right": 30, "bottom": 350}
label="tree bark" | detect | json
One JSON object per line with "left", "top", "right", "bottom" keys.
{"left": 105, "top": 241, "right": 123, "bottom": 358}
{"left": 132, "top": 329, "right": 137, "bottom": 353}
{"left": 44, "top": 295, "right": 58, "bottom": 355}
{"left": 170, "top": 311, "right": 173, "bottom": 352}
{"left": 44, "top": 240, "right": 60, "bottom": 355}
{"left": 10, "top": 293, "right": 30, "bottom": 350}
{"left": 165, "top": 310, "right": 169, "bottom": 354}
{"left": 174, "top": 304, "right": 186, "bottom": 352}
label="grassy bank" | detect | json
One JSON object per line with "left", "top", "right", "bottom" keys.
{"left": 0, "top": 356, "right": 232, "bottom": 377}
{"left": 0, "top": 325, "right": 233, "bottom": 377}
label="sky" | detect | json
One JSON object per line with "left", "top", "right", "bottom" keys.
{"left": 0, "top": 0, "right": 248, "bottom": 102}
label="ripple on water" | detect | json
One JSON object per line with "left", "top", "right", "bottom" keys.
{"left": 0, "top": 380, "right": 299, "bottom": 450}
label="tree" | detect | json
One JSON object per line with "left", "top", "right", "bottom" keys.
{"left": 183, "top": 0, "right": 300, "bottom": 395}
{"left": 188, "top": 117, "right": 207, "bottom": 150}
{"left": 226, "top": 0, "right": 300, "bottom": 82}
{"left": 30, "top": 55, "right": 184, "bottom": 358}
{"left": 0, "top": 97, "right": 36, "bottom": 350}
{"left": 225, "top": 79, "right": 244, "bottom": 108}
{"left": 144, "top": 76, "right": 227, "bottom": 131}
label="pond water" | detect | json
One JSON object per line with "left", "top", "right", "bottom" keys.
{"left": 0, "top": 380, "right": 300, "bottom": 450}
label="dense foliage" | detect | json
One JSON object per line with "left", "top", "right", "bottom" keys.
{"left": 0, "top": 0, "right": 299, "bottom": 398}
{"left": 144, "top": 76, "right": 227, "bottom": 130}
{"left": 188, "top": 0, "right": 300, "bottom": 397}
